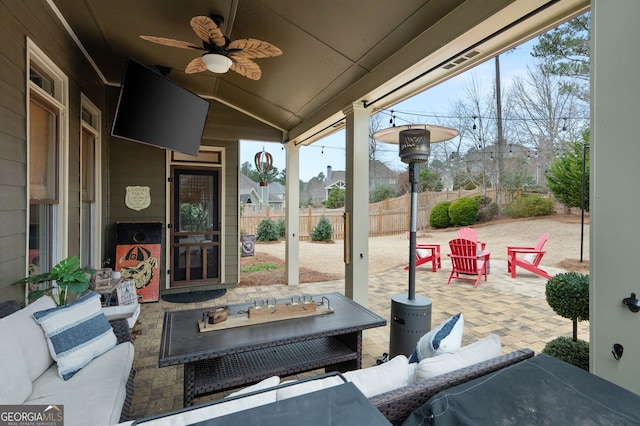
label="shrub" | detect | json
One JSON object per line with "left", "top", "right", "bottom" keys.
{"left": 474, "top": 195, "right": 499, "bottom": 222}
{"left": 277, "top": 218, "right": 286, "bottom": 238}
{"left": 546, "top": 272, "right": 589, "bottom": 340}
{"left": 478, "top": 202, "right": 499, "bottom": 222}
{"left": 429, "top": 201, "right": 452, "bottom": 228}
{"left": 542, "top": 337, "right": 589, "bottom": 371}
{"left": 310, "top": 216, "right": 333, "bottom": 242}
{"left": 544, "top": 272, "right": 590, "bottom": 370}
{"left": 256, "top": 218, "right": 279, "bottom": 241}
{"left": 370, "top": 185, "right": 396, "bottom": 203}
{"left": 503, "top": 195, "right": 554, "bottom": 218}
{"left": 448, "top": 197, "right": 478, "bottom": 226}
{"left": 325, "top": 187, "right": 345, "bottom": 208}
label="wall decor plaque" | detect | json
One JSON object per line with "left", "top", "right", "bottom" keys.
{"left": 125, "top": 186, "right": 151, "bottom": 211}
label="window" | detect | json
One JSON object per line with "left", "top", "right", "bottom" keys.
{"left": 27, "top": 39, "right": 68, "bottom": 274}
{"left": 80, "top": 97, "right": 101, "bottom": 268}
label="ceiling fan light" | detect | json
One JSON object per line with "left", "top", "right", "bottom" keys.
{"left": 202, "top": 53, "right": 232, "bottom": 73}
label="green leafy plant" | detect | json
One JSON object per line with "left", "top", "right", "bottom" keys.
{"left": 448, "top": 197, "right": 478, "bottom": 226}
{"left": 370, "top": 185, "right": 396, "bottom": 203}
{"left": 256, "top": 218, "right": 280, "bottom": 242}
{"left": 429, "top": 201, "right": 452, "bottom": 229}
{"left": 277, "top": 218, "right": 286, "bottom": 238}
{"left": 503, "top": 195, "right": 554, "bottom": 218}
{"left": 325, "top": 187, "right": 345, "bottom": 209}
{"left": 542, "top": 337, "right": 589, "bottom": 371}
{"left": 12, "top": 256, "right": 96, "bottom": 306}
{"left": 543, "top": 272, "right": 590, "bottom": 370}
{"left": 310, "top": 216, "right": 333, "bottom": 242}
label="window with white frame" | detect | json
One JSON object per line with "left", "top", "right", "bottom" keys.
{"left": 27, "top": 39, "right": 68, "bottom": 275}
{"left": 80, "top": 95, "right": 101, "bottom": 268}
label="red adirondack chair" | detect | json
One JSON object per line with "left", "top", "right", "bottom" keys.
{"left": 404, "top": 232, "right": 441, "bottom": 272}
{"left": 447, "top": 238, "right": 490, "bottom": 288}
{"left": 507, "top": 233, "right": 552, "bottom": 280}
{"left": 457, "top": 227, "right": 487, "bottom": 251}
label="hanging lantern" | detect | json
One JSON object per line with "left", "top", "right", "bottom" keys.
{"left": 254, "top": 149, "right": 273, "bottom": 186}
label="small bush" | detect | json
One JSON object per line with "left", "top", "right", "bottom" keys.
{"left": 277, "top": 218, "right": 286, "bottom": 238}
{"left": 429, "top": 202, "right": 452, "bottom": 229}
{"left": 546, "top": 272, "right": 589, "bottom": 324}
{"left": 310, "top": 216, "right": 333, "bottom": 241}
{"left": 542, "top": 337, "right": 589, "bottom": 371}
{"left": 448, "top": 197, "right": 478, "bottom": 226}
{"left": 478, "top": 202, "right": 499, "bottom": 222}
{"left": 256, "top": 218, "right": 280, "bottom": 241}
{"left": 504, "top": 195, "right": 554, "bottom": 218}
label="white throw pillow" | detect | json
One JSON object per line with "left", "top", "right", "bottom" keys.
{"left": 414, "top": 334, "right": 502, "bottom": 382}
{"left": 344, "top": 354, "right": 409, "bottom": 398}
{"left": 411, "top": 313, "right": 464, "bottom": 362}
{"left": 33, "top": 291, "right": 117, "bottom": 380}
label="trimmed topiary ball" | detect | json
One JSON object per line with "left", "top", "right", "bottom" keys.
{"left": 429, "top": 201, "right": 452, "bottom": 229}
{"left": 546, "top": 272, "right": 589, "bottom": 324}
{"left": 448, "top": 197, "right": 478, "bottom": 226}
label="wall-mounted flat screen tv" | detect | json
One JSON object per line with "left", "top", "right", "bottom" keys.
{"left": 111, "top": 59, "right": 210, "bottom": 156}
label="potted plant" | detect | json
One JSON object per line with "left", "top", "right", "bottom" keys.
{"left": 12, "top": 256, "right": 96, "bottom": 306}
{"left": 542, "top": 272, "right": 590, "bottom": 370}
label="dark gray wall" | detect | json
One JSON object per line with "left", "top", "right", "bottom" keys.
{"left": 0, "top": 0, "right": 106, "bottom": 303}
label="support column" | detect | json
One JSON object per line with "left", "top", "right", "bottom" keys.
{"left": 284, "top": 142, "right": 300, "bottom": 286}
{"left": 343, "top": 103, "right": 369, "bottom": 307}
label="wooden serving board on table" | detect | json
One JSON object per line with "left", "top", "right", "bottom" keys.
{"left": 198, "top": 301, "right": 334, "bottom": 332}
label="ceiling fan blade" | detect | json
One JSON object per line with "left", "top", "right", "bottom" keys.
{"left": 229, "top": 56, "right": 262, "bottom": 80}
{"left": 190, "top": 16, "right": 225, "bottom": 47}
{"left": 140, "top": 35, "right": 203, "bottom": 50}
{"left": 229, "top": 38, "right": 283, "bottom": 59}
{"left": 185, "top": 57, "right": 207, "bottom": 74}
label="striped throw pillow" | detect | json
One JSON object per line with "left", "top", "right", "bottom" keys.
{"left": 33, "top": 291, "right": 117, "bottom": 380}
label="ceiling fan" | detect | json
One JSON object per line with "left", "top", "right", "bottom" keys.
{"left": 140, "top": 15, "right": 282, "bottom": 80}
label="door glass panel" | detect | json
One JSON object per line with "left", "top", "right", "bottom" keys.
{"left": 171, "top": 168, "right": 221, "bottom": 286}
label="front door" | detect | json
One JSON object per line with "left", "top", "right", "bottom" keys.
{"left": 170, "top": 167, "right": 221, "bottom": 287}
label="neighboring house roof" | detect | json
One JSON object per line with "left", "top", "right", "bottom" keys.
{"left": 240, "top": 174, "right": 262, "bottom": 204}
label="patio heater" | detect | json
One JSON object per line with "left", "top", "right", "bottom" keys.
{"left": 373, "top": 124, "right": 459, "bottom": 357}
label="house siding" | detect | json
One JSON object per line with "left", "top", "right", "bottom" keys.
{"left": 0, "top": 0, "right": 105, "bottom": 302}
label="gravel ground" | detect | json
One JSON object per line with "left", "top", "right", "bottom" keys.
{"left": 240, "top": 213, "right": 589, "bottom": 286}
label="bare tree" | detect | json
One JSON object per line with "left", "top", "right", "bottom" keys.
{"left": 507, "top": 63, "right": 588, "bottom": 185}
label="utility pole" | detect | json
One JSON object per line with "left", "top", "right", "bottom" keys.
{"left": 495, "top": 55, "right": 505, "bottom": 209}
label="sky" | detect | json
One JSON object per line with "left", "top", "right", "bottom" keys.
{"left": 241, "top": 39, "right": 538, "bottom": 182}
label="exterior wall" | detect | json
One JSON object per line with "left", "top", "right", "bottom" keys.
{"left": 590, "top": 0, "right": 640, "bottom": 393}
{"left": 0, "top": 0, "right": 106, "bottom": 302}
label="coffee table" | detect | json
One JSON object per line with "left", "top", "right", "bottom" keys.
{"left": 159, "top": 292, "right": 387, "bottom": 406}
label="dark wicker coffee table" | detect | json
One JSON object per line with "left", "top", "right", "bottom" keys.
{"left": 159, "top": 292, "right": 387, "bottom": 406}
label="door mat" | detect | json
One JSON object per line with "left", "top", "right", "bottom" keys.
{"left": 161, "top": 289, "right": 227, "bottom": 304}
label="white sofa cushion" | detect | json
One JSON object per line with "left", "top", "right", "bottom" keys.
{"left": 414, "top": 334, "right": 502, "bottom": 382}
{"left": 276, "top": 375, "right": 344, "bottom": 401}
{"left": 131, "top": 376, "right": 280, "bottom": 426}
{"left": 344, "top": 354, "right": 409, "bottom": 398}
{"left": 411, "top": 313, "right": 464, "bottom": 362}
{"left": 0, "top": 296, "right": 56, "bottom": 382}
{"left": 33, "top": 291, "right": 117, "bottom": 380}
{"left": 26, "top": 341, "right": 135, "bottom": 426}
{"left": 0, "top": 327, "right": 32, "bottom": 404}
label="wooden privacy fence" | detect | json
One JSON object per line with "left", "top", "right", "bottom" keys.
{"left": 241, "top": 188, "right": 501, "bottom": 241}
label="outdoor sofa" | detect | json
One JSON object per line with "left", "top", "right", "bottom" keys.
{"left": 118, "top": 333, "right": 535, "bottom": 425}
{"left": 0, "top": 293, "right": 135, "bottom": 426}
